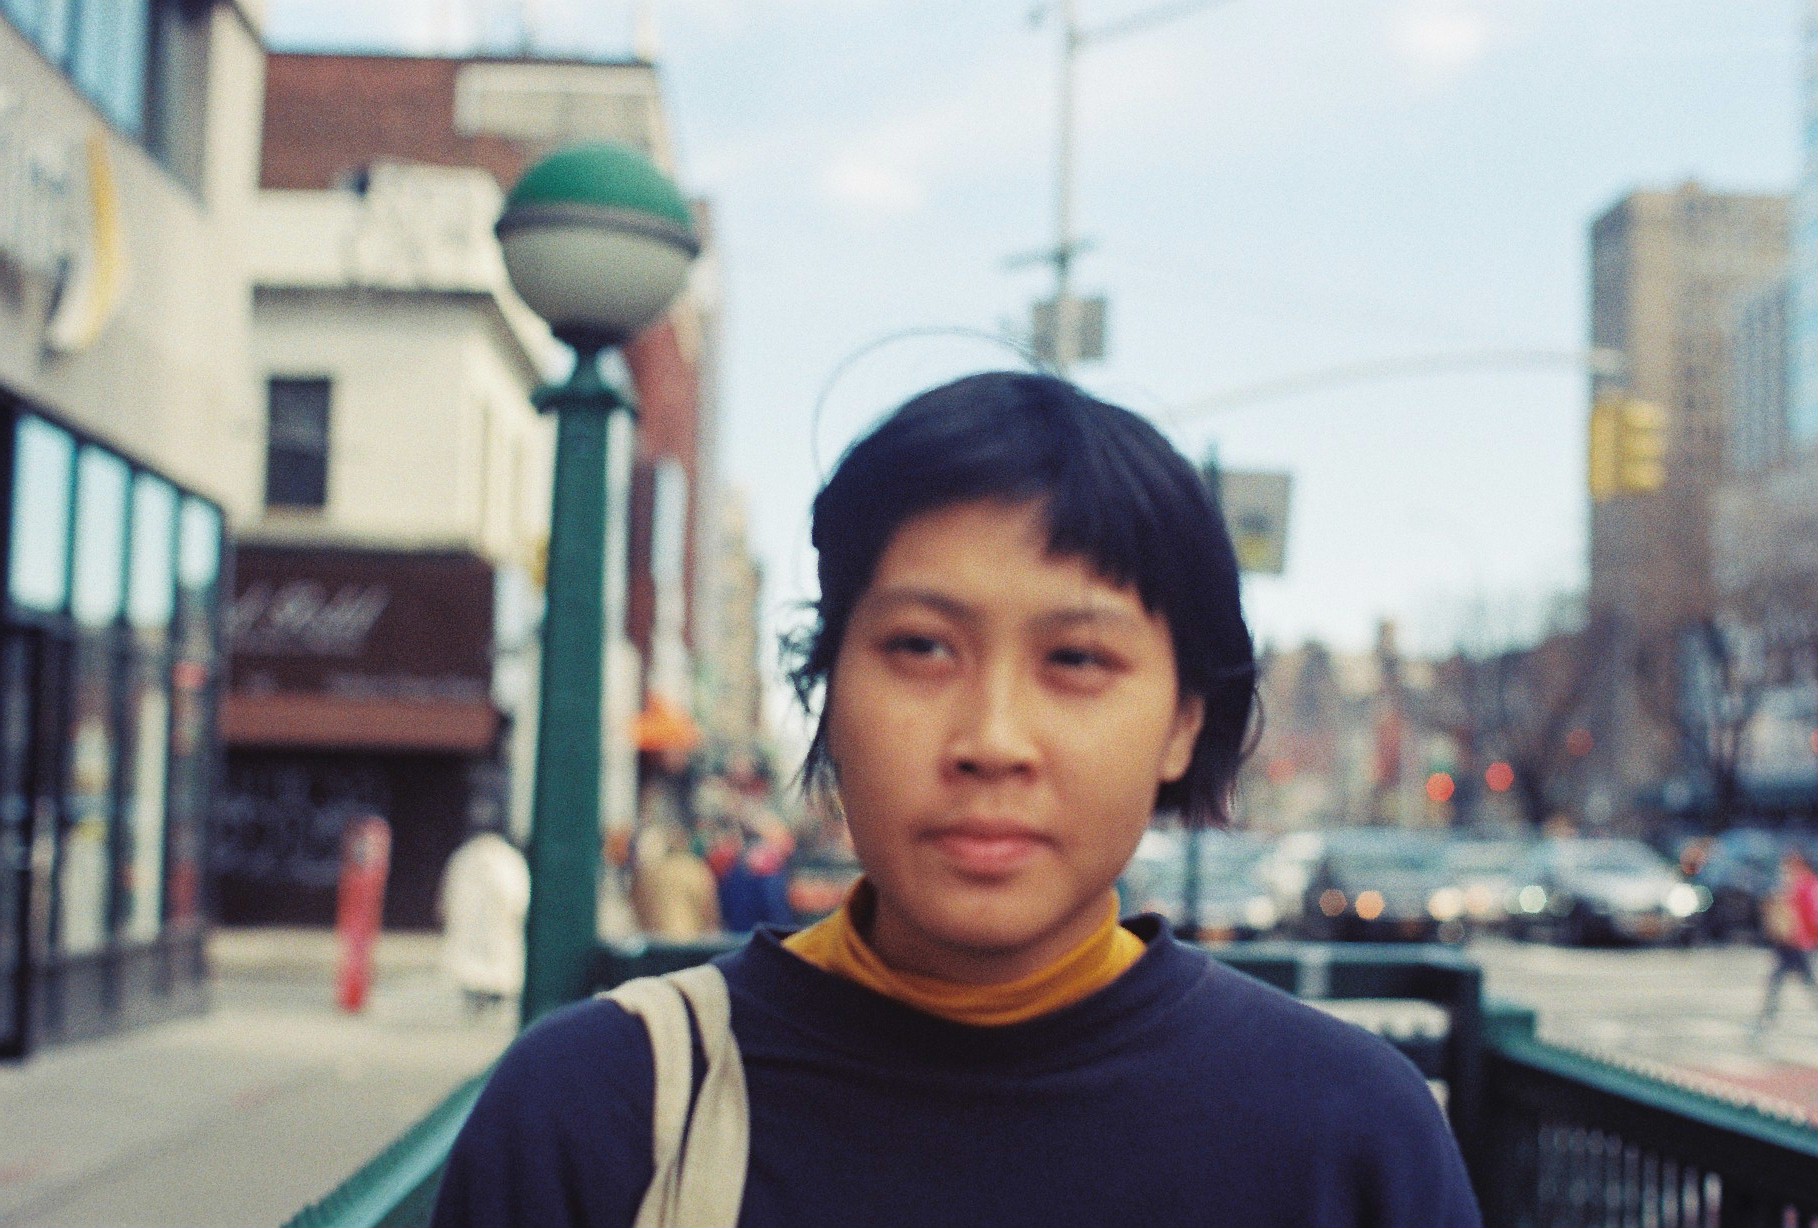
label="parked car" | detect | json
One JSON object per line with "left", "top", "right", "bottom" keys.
{"left": 1256, "top": 830, "right": 1331, "bottom": 931}
{"left": 784, "top": 846, "right": 863, "bottom": 924}
{"left": 1506, "top": 838, "right": 1710, "bottom": 946}
{"left": 1440, "top": 837, "right": 1531, "bottom": 935}
{"left": 1119, "top": 829, "right": 1278, "bottom": 940}
{"left": 1297, "top": 830, "right": 1454, "bottom": 942}
{"left": 1683, "top": 828, "right": 1818, "bottom": 943}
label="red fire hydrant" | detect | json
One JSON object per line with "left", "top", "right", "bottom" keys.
{"left": 335, "top": 814, "right": 391, "bottom": 1013}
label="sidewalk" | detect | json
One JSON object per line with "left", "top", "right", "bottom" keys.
{"left": 0, "top": 929, "right": 513, "bottom": 1228}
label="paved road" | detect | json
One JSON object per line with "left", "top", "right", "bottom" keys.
{"left": 1467, "top": 935, "right": 1818, "bottom": 1125}
{"left": 0, "top": 930, "right": 512, "bottom": 1228}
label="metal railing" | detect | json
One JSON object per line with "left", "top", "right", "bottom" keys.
{"left": 1477, "top": 1005, "right": 1817, "bottom": 1228}
{"left": 284, "top": 939, "right": 1818, "bottom": 1228}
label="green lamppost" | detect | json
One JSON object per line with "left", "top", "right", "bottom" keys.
{"left": 496, "top": 143, "right": 700, "bottom": 1024}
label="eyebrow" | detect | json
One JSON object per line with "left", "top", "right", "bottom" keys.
{"left": 860, "top": 586, "right": 1148, "bottom": 633}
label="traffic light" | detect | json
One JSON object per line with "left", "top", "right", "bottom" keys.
{"left": 1588, "top": 396, "right": 1668, "bottom": 501}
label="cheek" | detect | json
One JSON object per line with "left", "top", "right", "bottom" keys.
{"left": 1055, "top": 698, "right": 1188, "bottom": 800}
{"left": 824, "top": 659, "right": 923, "bottom": 784}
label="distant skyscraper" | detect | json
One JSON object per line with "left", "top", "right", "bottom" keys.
{"left": 1585, "top": 183, "right": 1788, "bottom": 806}
{"left": 1790, "top": 7, "right": 1818, "bottom": 447}
{"left": 1730, "top": 275, "right": 1793, "bottom": 474}
{"left": 1587, "top": 184, "right": 1788, "bottom": 641}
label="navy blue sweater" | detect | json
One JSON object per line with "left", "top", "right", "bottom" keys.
{"left": 432, "top": 918, "right": 1482, "bottom": 1228}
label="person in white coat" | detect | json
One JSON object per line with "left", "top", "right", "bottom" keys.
{"left": 438, "top": 826, "right": 531, "bottom": 1014}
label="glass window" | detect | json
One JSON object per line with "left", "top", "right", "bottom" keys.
{"left": 70, "top": 0, "right": 151, "bottom": 135}
{"left": 2, "top": 0, "right": 75, "bottom": 63}
{"left": 127, "top": 473, "right": 175, "bottom": 634}
{"left": 165, "top": 495, "right": 220, "bottom": 930}
{"left": 177, "top": 497, "right": 220, "bottom": 595}
{"left": 120, "top": 660, "right": 167, "bottom": 942}
{"left": 8, "top": 416, "right": 75, "bottom": 614}
{"left": 265, "top": 378, "right": 332, "bottom": 510}
{"left": 70, "top": 447, "right": 128, "bottom": 627}
{"left": 59, "top": 635, "right": 114, "bottom": 956}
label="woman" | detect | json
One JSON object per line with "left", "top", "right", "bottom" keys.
{"left": 432, "top": 372, "right": 1481, "bottom": 1227}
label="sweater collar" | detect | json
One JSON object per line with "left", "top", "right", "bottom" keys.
{"left": 782, "top": 881, "right": 1147, "bottom": 1027}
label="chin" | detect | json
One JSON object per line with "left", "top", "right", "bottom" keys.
{"left": 916, "top": 895, "right": 1073, "bottom": 958}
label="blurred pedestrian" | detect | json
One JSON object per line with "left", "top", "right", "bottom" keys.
{"left": 629, "top": 823, "right": 721, "bottom": 940}
{"left": 437, "top": 822, "right": 530, "bottom": 1016}
{"left": 716, "top": 828, "right": 794, "bottom": 932}
{"left": 434, "top": 372, "right": 1480, "bottom": 1227}
{"left": 1755, "top": 848, "right": 1818, "bottom": 1035}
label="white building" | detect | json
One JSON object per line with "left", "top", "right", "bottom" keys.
{"left": 224, "top": 50, "right": 717, "bottom": 928}
{"left": 220, "top": 161, "right": 584, "bottom": 928}
{"left": 1, "top": 0, "right": 265, "bottom": 1053}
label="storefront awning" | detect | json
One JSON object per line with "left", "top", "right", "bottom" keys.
{"left": 633, "top": 693, "right": 703, "bottom": 754}
{"left": 221, "top": 693, "right": 501, "bottom": 753}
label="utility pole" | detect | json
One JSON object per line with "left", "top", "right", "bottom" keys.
{"left": 1026, "top": 0, "right": 1228, "bottom": 376}
{"left": 1052, "top": 0, "right": 1082, "bottom": 373}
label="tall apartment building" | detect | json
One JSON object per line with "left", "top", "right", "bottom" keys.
{"left": 1726, "top": 277, "right": 1793, "bottom": 477}
{"left": 223, "top": 51, "right": 723, "bottom": 928}
{"left": 1585, "top": 183, "right": 1789, "bottom": 807}
{"left": 702, "top": 488, "right": 765, "bottom": 757}
{"left": 1, "top": 1, "right": 264, "bottom": 1054}
{"left": 1789, "top": 6, "right": 1818, "bottom": 451}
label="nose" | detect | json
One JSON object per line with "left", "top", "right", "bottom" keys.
{"left": 945, "top": 662, "right": 1038, "bottom": 781}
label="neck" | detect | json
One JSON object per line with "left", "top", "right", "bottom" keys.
{"left": 858, "top": 881, "right": 1121, "bottom": 985}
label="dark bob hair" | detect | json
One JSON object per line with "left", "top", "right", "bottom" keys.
{"left": 787, "top": 371, "right": 1258, "bottom": 827}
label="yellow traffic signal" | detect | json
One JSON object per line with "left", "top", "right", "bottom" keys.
{"left": 1588, "top": 396, "right": 1667, "bottom": 501}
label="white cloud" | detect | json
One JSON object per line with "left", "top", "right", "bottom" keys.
{"left": 1388, "top": 0, "right": 1497, "bottom": 88}
{"left": 821, "top": 156, "right": 928, "bottom": 214}
{"left": 815, "top": 98, "right": 982, "bottom": 217}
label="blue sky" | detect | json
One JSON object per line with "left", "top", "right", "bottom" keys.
{"left": 269, "top": 0, "right": 1803, "bottom": 663}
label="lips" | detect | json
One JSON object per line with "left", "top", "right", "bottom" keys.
{"left": 925, "top": 822, "right": 1048, "bottom": 877}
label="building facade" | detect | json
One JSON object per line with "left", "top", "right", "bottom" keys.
{"left": 1788, "top": 4, "right": 1818, "bottom": 450}
{"left": 1, "top": 0, "right": 264, "bottom": 1054}
{"left": 1585, "top": 184, "right": 1789, "bottom": 812}
{"left": 225, "top": 51, "right": 721, "bottom": 928}
{"left": 223, "top": 159, "right": 559, "bottom": 928}
{"left": 1726, "top": 276, "right": 1792, "bottom": 477}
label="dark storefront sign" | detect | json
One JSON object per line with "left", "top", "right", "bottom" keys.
{"left": 1, "top": 401, "right": 225, "bottom": 1058}
{"left": 217, "top": 546, "right": 503, "bottom": 929}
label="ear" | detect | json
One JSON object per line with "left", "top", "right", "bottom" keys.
{"left": 1159, "top": 692, "right": 1206, "bottom": 784}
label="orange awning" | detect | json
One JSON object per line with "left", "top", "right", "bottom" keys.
{"left": 633, "top": 693, "right": 703, "bottom": 754}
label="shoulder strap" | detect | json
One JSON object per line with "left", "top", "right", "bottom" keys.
{"left": 603, "top": 966, "right": 749, "bottom": 1228}
{"left": 669, "top": 965, "right": 750, "bottom": 1228}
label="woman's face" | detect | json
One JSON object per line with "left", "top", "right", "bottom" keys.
{"left": 825, "top": 498, "right": 1204, "bottom": 984}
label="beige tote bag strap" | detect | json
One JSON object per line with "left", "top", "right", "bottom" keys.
{"left": 605, "top": 976, "right": 695, "bottom": 1227}
{"left": 668, "top": 965, "right": 750, "bottom": 1228}
{"left": 604, "top": 966, "right": 749, "bottom": 1228}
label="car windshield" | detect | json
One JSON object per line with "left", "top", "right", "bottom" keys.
{"left": 1557, "top": 842, "right": 1669, "bottom": 876}
{"left": 1329, "top": 842, "right": 1442, "bottom": 876}
{"left": 1445, "top": 842, "right": 1525, "bottom": 874}
{"left": 1119, "top": 840, "right": 1265, "bottom": 887}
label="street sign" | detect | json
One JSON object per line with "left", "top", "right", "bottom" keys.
{"left": 1216, "top": 469, "right": 1293, "bottom": 575}
{"left": 1031, "top": 294, "right": 1106, "bottom": 364}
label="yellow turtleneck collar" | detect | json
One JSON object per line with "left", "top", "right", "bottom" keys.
{"left": 782, "top": 879, "right": 1146, "bottom": 1027}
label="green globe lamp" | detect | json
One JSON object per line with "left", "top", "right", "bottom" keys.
{"left": 497, "top": 143, "right": 700, "bottom": 1024}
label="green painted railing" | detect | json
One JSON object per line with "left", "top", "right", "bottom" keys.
{"left": 285, "top": 939, "right": 1818, "bottom": 1228}
{"left": 1476, "top": 1005, "right": 1818, "bottom": 1227}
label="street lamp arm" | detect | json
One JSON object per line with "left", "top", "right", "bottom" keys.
{"left": 1081, "top": 0, "right": 1236, "bottom": 45}
{"left": 1161, "top": 347, "right": 1627, "bottom": 424}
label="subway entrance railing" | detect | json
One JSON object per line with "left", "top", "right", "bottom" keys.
{"left": 285, "top": 940, "right": 1818, "bottom": 1228}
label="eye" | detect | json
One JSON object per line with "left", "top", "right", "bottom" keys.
{"left": 882, "top": 633, "right": 953, "bottom": 664}
{"left": 1048, "top": 645, "right": 1110, "bottom": 671}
